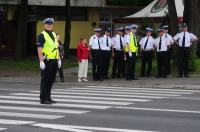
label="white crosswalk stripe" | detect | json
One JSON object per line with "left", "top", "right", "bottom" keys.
{"left": 0, "top": 128, "right": 7, "bottom": 131}
{"left": 0, "top": 119, "right": 35, "bottom": 125}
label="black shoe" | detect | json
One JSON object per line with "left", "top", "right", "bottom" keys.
{"left": 104, "top": 77, "right": 111, "bottom": 79}
{"left": 163, "top": 75, "right": 167, "bottom": 78}
{"left": 49, "top": 99, "right": 57, "bottom": 103}
{"left": 126, "top": 78, "right": 132, "bottom": 81}
{"left": 156, "top": 75, "right": 162, "bottom": 78}
{"left": 60, "top": 78, "right": 65, "bottom": 82}
{"left": 112, "top": 76, "right": 116, "bottom": 79}
{"left": 184, "top": 75, "right": 190, "bottom": 78}
{"left": 40, "top": 100, "right": 52, "bottom": 105}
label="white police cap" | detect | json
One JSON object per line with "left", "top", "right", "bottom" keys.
{"left": 43, "top": 18, "right": 54, "bottom": 24}
{"left": 117, "top": 27, "right": 124, "bottom": 32}
{"left": 146, "top": 27, "right": 153, "bottom": 32}
{"left": 131, "top": 24, "right": 138, "bottom": 29}
{"left": 94, "top": 28, "right": 101, "bottom": 32}
{"left": 162, "top": 25, "right": 168, "bottom": 30}
{"left": 125, "top": 26, "right": 131, "bottom": 30}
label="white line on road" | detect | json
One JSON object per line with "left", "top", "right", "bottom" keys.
{"left": 30, "top": 90, "right": 180, "bottom": 97}
{"left": 63, "top": 87, "right": 193, "bottom": 94}
{"left": 116, "top": 107, "right": 200, "bottom": 114}
{"left": 0, "top": 119, "right": 35, "bottom": 125}
{"left": 52, "top": 89, "right": 190, "bottom": 96}
{"left": 0, "top": 128, "right": 7, "bottom": 131}
{"left": 0, "top": 99, "right": 110, "bottom": 109}
{"left": 86, "top": 85, "right": 199, "bottom": 92}
{"left": 0, "top": 95, "right": 132, "bottom": 106}
{"left": 0, "top": 105, "right": 89, "bottom": 114}
{"left": 0, "top": 112, "right": 63, "bottom": 119}
{"left": 32, "top": 123, "right": 159, "bottom": 132}
{"left": 12, "top": 93, "right": 166, "bottom": 101}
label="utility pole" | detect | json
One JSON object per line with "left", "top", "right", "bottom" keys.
{"left": 64, "top": 0, "right": 71, "bottom": 57}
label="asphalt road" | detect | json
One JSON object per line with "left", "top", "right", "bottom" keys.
{"left": 0, "top": 80, "right": 200, "bottom": 132}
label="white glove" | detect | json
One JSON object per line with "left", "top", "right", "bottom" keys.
{"left": 58, "top": 59, "right": 62, "bottom": 69}
{"left": 128, "top": 52, "right": 132, "bottom": 57}
{"left": 40, "top": 61, "right": 45, "bottom": 70}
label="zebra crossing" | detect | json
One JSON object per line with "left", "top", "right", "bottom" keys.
{"left": 0, "top": 85, "right": 198, "bottom": 132}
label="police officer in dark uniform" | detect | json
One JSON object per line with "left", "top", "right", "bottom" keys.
{"left": 174, "top": 23, "right": 198, "bottom": 77}
{"left": 112, "top": 27, "right": 125, "bottom": 79}
{"left": 37, "top": 18, "right": 61, "bottom": 104}
{"left": 89, "top": 28, "right": 103, "bottom": 81}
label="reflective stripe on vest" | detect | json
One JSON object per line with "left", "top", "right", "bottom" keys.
{"left": 42, "top": 31, "right": 59, "bottom": 59}
{"left": 125, "top": 32, "right": 138, "bottom": 53}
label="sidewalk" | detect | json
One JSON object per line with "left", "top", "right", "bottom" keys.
{"left": 0, "top": 66, "right": 200, "bottom": 90}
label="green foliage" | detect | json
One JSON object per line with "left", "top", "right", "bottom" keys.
{"left": 189, "top": 52, "right": 197, "bottom": 72}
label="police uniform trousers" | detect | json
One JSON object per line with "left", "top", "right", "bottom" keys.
{"left": 141, "top": 51, "right": 153, "bottom": 77}
{"left": 40, "top": 59, "right": 58, "bottom": 102}
{"left": 167, "top": 47, "right": 172, "bottom": 74}
{"left": 102, "top": 50, "right": 111, "bottom": 79}
{"left": 178, "top": 47, "right": 190, "bottom": 77}
{"left": 112, "top": 49, "right": 125, "bottom": 78}
{"left": 156, "top": 51, "right": 168, "bottom": 77}
{"left": 125, "top": 52, "right": 136, "bottom": 80}
{"left": 91, "top": 49, "right": 103, "bottom": 80}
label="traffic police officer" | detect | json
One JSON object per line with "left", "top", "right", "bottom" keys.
{"left": 173, "top": 23, "right": 198, "bottom": 77}
{"left": 139, "top": 27, "right": 155, "bottom": 77}
{"left": 124, "top": 24, "right": 138, "bottom": 80}
{"left": 162, "top": 25, "right": 174, "bottom": 74}
{"left": 154, "top": 28, "right": 169, "bottom": 78}
{"left": 37, "top": 18, "right": 61, "bottom": 104}
{"left": 89, "top": 28, "right": 103, "bottom": 81}
{"left": 112, "top": 27, "right": 125, "bottom": 79}
{"left": 101, "top": 28, "right": 112, "bottom": 79}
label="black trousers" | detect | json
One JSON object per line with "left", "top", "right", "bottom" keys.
{"left": 125, "top": 52, "right": 136, "bottom": 80}
{"left": 102, "top": 50, "right": 111, "bottom": 78}
{"left": 141, "top": 51, "right": 153, "bottom": 77}
{"left": 58, "top": 59, "right": 64, "bottom": 80}
{"left": 167, "top": 48, "right": 172, "bottom": 74}
{"left": 91, "top": 49, "right": 103, "bottom": 80}
{"left": 40, "top": 59, "right": 58, "bottom": 102}
{"left": 112, "top": 50, "right": 125, "bottom": 78}
{"left": 178, "top": 47, "right": 190, "bottom": 76}
{"left": 156, "top": 51, "right": 168, "bottom": 77}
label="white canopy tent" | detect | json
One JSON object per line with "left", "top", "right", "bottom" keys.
{"left": 114, "top": 0, "right": 184, "bottom": 23}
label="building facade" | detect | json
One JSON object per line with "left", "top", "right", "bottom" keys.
{"left": 0, "top": 0, "right": 152, "bottom": 57}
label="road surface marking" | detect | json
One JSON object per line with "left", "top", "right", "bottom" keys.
{"left": 0, "top": 99, "right": 110, "bottom": 109}
{"left": 32, "top": 123, "right": 159, "bottom": 132}
{"left": 86, "top": 85, "right": 199, "bottom": 92}
{"left": 0, "top": 112, "right": 63, "bottom": 119}
{"left": 0, "top": 128, "right": 7, "bottom": 131}
{"left": 51, "top": 89, "right": 189, "bottom": 96}
{"left": 0, "top": 105, "right": 89, "bottom": 114}
{"left": 0, "top": 119, "right": 35, "bottom": 125}
{"left": 63, "top": 87, "right": 193, "bottom": 94}
{"left": 116, "top": 107, "right": 200, "bottom": 114}
{"left": 0, "top": 95, "right": 131, "bottom": 106}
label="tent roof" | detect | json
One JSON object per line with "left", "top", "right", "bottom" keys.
{"left": 114, "top": 0, "right": 184, "bottom": 23}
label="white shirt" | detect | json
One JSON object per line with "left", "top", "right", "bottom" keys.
{"left": 173, "top": 31, "right": 197, "bottom": 47}
{"left": 100, "top": 35, "right": 112, "bottom": 51}
{"left": 112, "top": 34, "right": 125, "bottom": 51}
{"left": 139, "top": 36, "right": 155, "bottom": 51}
{"left": 154, "top": 35, "right": 170, "bottom": 52}
{"left": 89, "top": 35, "right": 101, "bottom": 50}
{"left": 164, "top": 33, "right": 174, "bottom": 45}
{"left": 125, "top": 34, "right": 130, "bottom": 44}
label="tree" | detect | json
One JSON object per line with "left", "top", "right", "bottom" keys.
{"left": 15, "top": 0, "right": 28, "bottom": 60}
{"left": 183, "top": 0, "right": 199, "bottom": 71}
{"left": 64, "top": 0, "right": 71, "bottom": 57}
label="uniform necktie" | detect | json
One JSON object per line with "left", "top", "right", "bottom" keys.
{"left": 182, "top": 32, "right": 186, "bottom": 47}
{"left": 120, "top": 36, "right": 123, "bottom": 50}
{"left": 159, "top": 36, "right": 162, "bottom": 51}
{"left": 133, "top": 35, "right": 137, "bottom": 47}
{"left": 106, "top": 36, "right": 109, "bottom": 47}
{"left": 98, "top": 38, "right": 101, "bottom": 50}
{"left": 144, "top": 37, "right": 149, "bottom": 49}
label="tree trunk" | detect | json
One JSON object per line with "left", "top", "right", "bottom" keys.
{"left": 167, "top": 0, "right": 179, "bottom": 66}
{"left": 64, "top": 0, "right": 71, "bottom": 57}
{"left": 167, "top": 0, "right": 179, "bottom": 36}
{"left": 15, "top": 0, "right": 28, "bottom": 60}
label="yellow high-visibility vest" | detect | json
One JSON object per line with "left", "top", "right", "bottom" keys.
{"left": 42, "top": 31, "right": 59, "bottom": 59}
{"left": 125, "top": 32, "right": 138, "bottom": 53}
